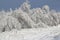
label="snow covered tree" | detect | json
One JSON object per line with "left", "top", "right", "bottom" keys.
{"left": 42, "top": 5, "right": 50, "bottom": 14}
{"left": 0, "top": 15, "right": 21, "bottom": 32}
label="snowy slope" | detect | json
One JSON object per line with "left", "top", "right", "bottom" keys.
{"left": 0, "top": 26, "right": 60, "bottom": 40}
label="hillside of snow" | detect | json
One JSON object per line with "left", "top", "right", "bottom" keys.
{"left": 0, "top": 0, "right": 60, "bottom": 40}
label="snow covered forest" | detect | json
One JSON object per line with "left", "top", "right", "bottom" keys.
{"left": 0, "top": 0, "right": 60, "bottom": 40}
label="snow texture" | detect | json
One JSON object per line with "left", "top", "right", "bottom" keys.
{"left": 0, "top": 0, "right": 60, "bottom": 40}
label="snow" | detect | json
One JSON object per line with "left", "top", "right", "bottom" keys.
{"left": 0, "top": 26, "right": 60, "bottom": 40}
{"left": 0, "top": 0, "right": 60, "bottom": 40}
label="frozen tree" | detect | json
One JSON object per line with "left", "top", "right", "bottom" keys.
{"left": 20, "top": 0, "right": 31, "bottom": 13}
{"left": 42, "top": 5, "right": 50, "bottom": 14}
{"left": 11, "top": 9, "right": 36, "bottom": 28}
{"left": 0, "top": 15, "right": 21, "bottom": 32}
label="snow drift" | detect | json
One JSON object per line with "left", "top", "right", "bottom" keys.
{"left": 0, "top": 0, "right": 60, "bottom": 40}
